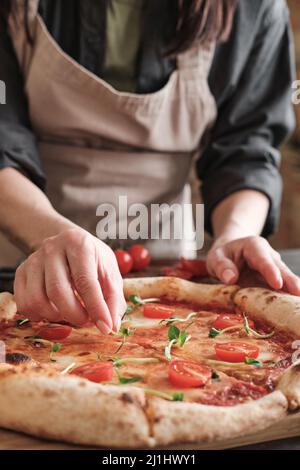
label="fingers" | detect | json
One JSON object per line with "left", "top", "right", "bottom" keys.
{"left": 14, "top": 257, "right": 60, "bottom": 322}
{"left": 98, "top": 249, "right": 127, "bottom": 331}
{"left": 275, "top": 259, "right": 300, "bottom": 295}
{"left": 14, "top": 263, "right": 41, "bottom": 321}
{"left": 44, "top": 251, "right": 89, "bottom": 326}
{"left": 65, "top": 232, "right": 113, "bottom": 334}
{"left": 207, "top": 247, "right": 239, "bottom": 284}
{"left": 243, "top": 238, "right": 283, "bottom": 290}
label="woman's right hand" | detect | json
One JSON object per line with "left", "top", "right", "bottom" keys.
{"left": 14, "top": 228, "right": 126, "bottom": 334}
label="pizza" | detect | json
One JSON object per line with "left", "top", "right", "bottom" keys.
{"left": 0, "top": 277, "right": 299, "bottom": 448}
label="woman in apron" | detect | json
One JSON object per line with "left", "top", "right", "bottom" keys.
{"left": 0, "top": 0, "right": 299, "bottom": 334}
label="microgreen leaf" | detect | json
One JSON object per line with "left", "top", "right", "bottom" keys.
{"left": 113, "top": 326, "right": 135, "bottom": 354}
{"left": 168, "top": 325, "right": 180, "bottom": 341}
{"left": 178, "top": 329, "right": 187, "bottom": 347}
{"left": 160, "top": 311, "right": 198, "bottom": 326}
{"left": 128, "top": 295, "right": 160, "bottom": 305}
{"left": 129, "top": 295, "right": 142, "bottom": 305}
{"left": 243, "top": 314, "right": 275, "bottom": 339}
{"left": 119, "top": 326, "right": 134, "bottom": 338}
{"left": 244, "top": 357, "right": 262, "bottom": 368}
{"left": 209, "top": 328, "right": 221, "bottom": 338}
{"left": 118, "top": 375, "right": 142, "bottom": 384}
{"left": 51, "top": 343, "right": 61, "bottom": 353}
{"left": 172, "top": 392, "right": 184, "bottom": 401}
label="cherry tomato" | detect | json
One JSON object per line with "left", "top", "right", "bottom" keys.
{"left": 168, "top": 360, "right": 212, "bottom": 388}
{"left": 71, "top": 361, "right": 113, "bottom": 383}
{"left": 38, "top": 324, "right": 72, "bottom": 341}
{"left": 128, "top": 245, "right": 151, "bottom": 271}
{"left": 143, "top": 303, "right": 177, "bottom": 319}
{"left": 215, "top": 342, "right": 259, "bottom": 363}
{"left": 180, "top": 258, "right": 209, "bottom": 277}
{"left": 115, "top": 250, "right": 133, "bottom": 275}
{"left": 213, "top": 314, "right": 254, "bottom": 331}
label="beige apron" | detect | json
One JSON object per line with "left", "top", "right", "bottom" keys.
{"left": 0, "top": 0, "right": 216, "bottom": 265}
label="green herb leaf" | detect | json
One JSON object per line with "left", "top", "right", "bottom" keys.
{"left": 16, "top": 318, "right": 30, "bottom": 327}
{"left": 129, "top": 295, "right": 143, "bottom": 305}
{"left": 208, "top": 328, "right": 221, "bottom": 338}
{"left": 244, "top": 357, "right": 262, "bottom": 368}
{"left": 128, "top": 295, "right": 160, "bottom": 305}
{"left": 118, "top": 375, "right": 142, "bottom": 384}
{"left": 168, "top": 325, "right": 180, "bottom": 341}
{"left": 51, "top": 343, "right": 61, "bottom": 353}
{"left": 119, "top": 326, "right": 134, "bottom": 338}
{"left": 172, "top": 392, "right": 184, "bottom": 401}
{"left": 178, "top": 329, "right": 187, "bottom": 347}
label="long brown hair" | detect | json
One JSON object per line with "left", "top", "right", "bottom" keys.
{"left": 167, "top": 0, "right": 236, "bottom": 55}
{"left": 0, "top": 0, "right": 236, "bottom": 54}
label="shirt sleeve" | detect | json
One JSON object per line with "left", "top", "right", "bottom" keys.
{"left": 198, "top": 0, "right": 295, "bottom": 237}
{"left": 0, "top": 18, "right": 45, "bottom": 189}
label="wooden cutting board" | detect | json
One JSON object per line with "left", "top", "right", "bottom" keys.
{"left": 1, "top": 411, "right": 300, "bottom": 450}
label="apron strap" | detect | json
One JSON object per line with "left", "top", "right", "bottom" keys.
{"left": 177, "top": 41, "right": 216, "bottom": 78}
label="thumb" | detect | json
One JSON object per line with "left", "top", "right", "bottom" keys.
{"left": 208, "top": 248, "right": 239, "bottom": 284}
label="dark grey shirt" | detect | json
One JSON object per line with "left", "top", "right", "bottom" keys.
{"left": 0, "top": 0, "right": 295, "bottom": 236}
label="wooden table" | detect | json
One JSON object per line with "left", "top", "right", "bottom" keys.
{"left": 1, "top": 250, "right": 300, "bottom": 450}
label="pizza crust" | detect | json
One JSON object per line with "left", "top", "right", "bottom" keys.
{"left": 124, "top": 277, "right": 239, "bottom": 311}
{"left": 148, "top": 391, "right": 288, "bottom": 446}
{"left": 0, "top": 279, "right": 299, "bottom": 447}
{"left": 0, "top": 363, "right": 289, "bottom": 448}
{"left": 0, "top": 292, "right": 17, "bottom": 321}
{"left": 277, "top": 360, "right": 300, "bottom": 411}
{"left": 234, "top": 287, "right": 300, "bottom": 337}
{"left": 0, "top": 365, "right": 153, "bottom": 448}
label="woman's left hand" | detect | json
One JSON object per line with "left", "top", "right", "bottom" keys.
{"left": 207, "top": 236, "right": 300, "bottom": 295}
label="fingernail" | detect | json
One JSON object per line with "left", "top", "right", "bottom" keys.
{"left": 222, "top": 269, "right": 236, "bottom": 284}
{"left": 96, "top": 320, "right": 112, "bottom": 334}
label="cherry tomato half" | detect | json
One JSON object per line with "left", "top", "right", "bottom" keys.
{"left": 169, "top": 360, "right": 212, "bottom": 388}
{"left": 215, "top": 342, "right": 259, "bottom": 363}
{"left": 128, "top": 245, "right": 151, "bottom": 271}
{"left": 180, "top": 258, "right": 209, "bottom": 277}
{"left": 115, "top": 250, "right": 133, "bottom": 275}
{"left": 143, "top": 303, "right": 177, "bottom": 319}
{"left": 71, "top": 361, "right": 113, "bottom": 383}
{"left": 213, "top": 314, "right": 254, "bottom": 331}
{"left": 38, "top": 324, "right": 72, "bottom": 341}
